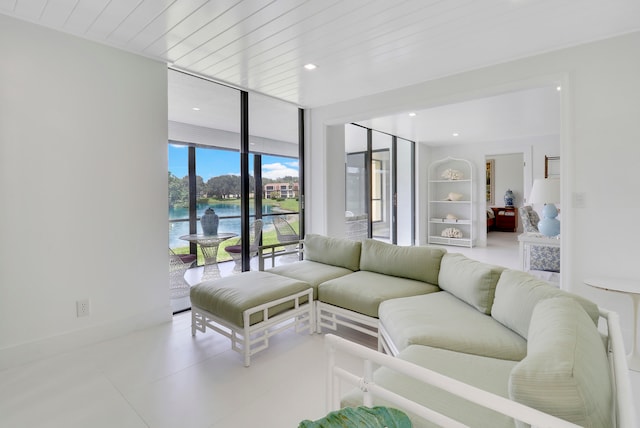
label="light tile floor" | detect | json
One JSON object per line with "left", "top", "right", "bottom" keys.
{"left": 1, "top": 233, "right": 638, "bottom": 427}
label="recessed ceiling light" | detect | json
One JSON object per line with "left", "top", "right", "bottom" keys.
{"left": 556, "top": 86, "right": 562, "bottom": 91}
{"left": 452, "top": 132, "right": 460, "bottom": 137}
{"left": 304, "top": 63, "right": 317, "bottom": 70}
{"left": 408, "top": 112, "right": 416, "bottom": 117}
{"left": 192, "top": 107, "right": 200, "bottom": 111}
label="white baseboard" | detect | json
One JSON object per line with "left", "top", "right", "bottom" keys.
{"left": 0, "top": 305, "right": 172, "bottom": 371}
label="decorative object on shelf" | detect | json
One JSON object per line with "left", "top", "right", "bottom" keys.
{"left": 200, "top": 207, "right": 219, "bottom": 235}
{"left": 446, "top": 213, "right": 458, "bottom": 220}
{"left": 441, "top": 168, "right": 464, "bottom": 180}
{"left": 441, "top": 227, "right": 463, "bottom": 238}
{"left": 529, "top": 178, "right": 560, "bottom": 237}
{"left": 504, "top": 189, "right": 515, "bottom": 207}
{"left": 445, "top": 192, "right": 463, "bottom": 201}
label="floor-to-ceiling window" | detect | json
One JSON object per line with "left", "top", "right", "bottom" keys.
{"left": 168, "top": 72, "right": 241, "bottom": 272}
{"left": 168, "top": 71, "right": 303, "bottom": 312}
{"left": 249, "top": 93, "right": 302, "bottom": 254}
{"left": 344, "top": 124, "right": 414, "bottom": 244}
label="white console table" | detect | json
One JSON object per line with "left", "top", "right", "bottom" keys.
{"left": 585, "top": 277, "right": 640, "bottom": 371}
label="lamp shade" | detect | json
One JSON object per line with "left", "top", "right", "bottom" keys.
{"left": 529, "top": 178, "right": 560, "bottom": 204}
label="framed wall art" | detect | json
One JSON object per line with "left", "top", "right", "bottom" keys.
{"left": 486, "top": 159, "right": 495, "bottom": 205}
{"left": 545, "top": 155, "right": 560, "bottom": 178}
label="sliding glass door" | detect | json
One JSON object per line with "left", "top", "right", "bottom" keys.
{"left": 345, "top": 124, "right": 414, "bottom": 244}
{"left": 372, "top": 132, "right": 392, "bottom": 242}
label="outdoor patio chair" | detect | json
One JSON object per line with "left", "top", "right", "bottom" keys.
{"left": 272, "top": 216, "right": 301, "bottom": 262}
{"left": 224, "top": 219, "right": 263, "bottom": 272}
{"left": 169, "top": 248, "right": 196, "bottom": 299}
{"left": 273, "top": 216, "right": 299, "bottom": 245}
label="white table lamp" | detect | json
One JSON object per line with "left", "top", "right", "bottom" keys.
{"left": 529, "top": 178, "right": 560, "bottom": 237}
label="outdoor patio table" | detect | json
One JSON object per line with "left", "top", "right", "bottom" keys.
{"left": 179, "top": 233, "right": 237, "bottom": 281}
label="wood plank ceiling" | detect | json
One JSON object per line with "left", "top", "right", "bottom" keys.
{"left": 1, "top": 0, "right": 640, "bottom": 108}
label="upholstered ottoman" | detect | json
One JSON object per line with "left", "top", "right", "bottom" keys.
{"left": 190, "top": 271, "right": 314, "bottom": 366}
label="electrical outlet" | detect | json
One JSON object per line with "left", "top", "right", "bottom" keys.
{"left": 76, "top": 299, "right": 90, "bottom": 317}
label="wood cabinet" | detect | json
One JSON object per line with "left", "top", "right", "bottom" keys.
{"left": 490, "top": 207, "right": 518, "bottom": 232}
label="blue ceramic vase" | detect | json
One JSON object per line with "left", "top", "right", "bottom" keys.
{"left": 200, "top": 208, "right": 219, "bottom": 235}
{"left": 504, "top": 189, "right": 515, "bottom": 207}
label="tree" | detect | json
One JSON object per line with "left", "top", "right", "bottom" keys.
{"left": 168, "top": 172, "right": 188, "bottom": 207}
{"left": 194, "top": 175, "right": 205, "bottom": 199}
{"left": 206, "top": 174, "right": 241, "bottom": 199}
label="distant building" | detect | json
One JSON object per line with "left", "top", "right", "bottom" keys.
{"left": 264, "top": 182, "right": 298, "bottom": 199}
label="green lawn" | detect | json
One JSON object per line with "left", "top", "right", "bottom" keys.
{"left": 173, "top": 219, "right": 299, "bottom": 265}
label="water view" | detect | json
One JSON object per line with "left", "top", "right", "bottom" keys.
{"left": 168, "top": 145, "right": 301, "bottom": 250}
{"left": 169, "top": 203, "right": 280, "bottom": 249}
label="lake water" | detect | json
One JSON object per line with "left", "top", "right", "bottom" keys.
{"left": 169, "top": 203, "right": 279, "bottom": 248}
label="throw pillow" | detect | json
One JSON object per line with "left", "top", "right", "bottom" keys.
{"left": 438, "top": 253, "right": 505, "bottom": 314}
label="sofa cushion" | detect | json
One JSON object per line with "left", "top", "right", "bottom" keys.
{"left": 190, "top": 271, "right": 311, "bottom": 328}
{"left": 342, "top": 345, "right": 518, "bottom": 428}
{"left": 318, "top": 271, "right": 439, "bottom": 318}
{"left": 359, "top": 239, "right": 446, "bottom": 285}
{"left": 379, "top": 292, "right": 526, "bottom": 360}
{"left": 267, "top": 260, "right": 353, "bottom": 299}
{"left": 438, "top": 253, "right": 505, "bottom": 314}
{"left": 302, "top": 233, "right": 361, "bottom": 271}
{"left": 509, "top": 297, "right": 612, "bottom": 428}
{"left": 491, "top": 269, "right": 599, "bottom": 339}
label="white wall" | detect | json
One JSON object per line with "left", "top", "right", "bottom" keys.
{"left": 308, "top": 31, "right": 640, "bottom": 342}
{"left": 0, "top": 16, "right": 169, "bottom": 367}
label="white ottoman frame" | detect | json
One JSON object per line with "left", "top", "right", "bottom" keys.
{"left": 191, "top": 288, "right": 314, "bottom": 366}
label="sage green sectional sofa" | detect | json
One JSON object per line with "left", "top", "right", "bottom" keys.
{"left": 268, "top": 234, "right": 446, "bottom": 337}
{"left": 264, "top": 234, "right": 634, "bottom": 427}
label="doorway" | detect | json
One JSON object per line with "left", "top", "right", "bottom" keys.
{"left": 485, "top": 153, "right": 524, "bottom": 237}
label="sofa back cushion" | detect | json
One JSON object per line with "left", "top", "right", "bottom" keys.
{"left": 359, "top": 239, "right": 446, "bottom": 285}
{"left": 509, "top": 297, "right": 612, "bottom": 428}
{"left": 491, "top": 270, "right": 599, "bottom": 339}
{"left": 303, "top": 234, "right": 361, "bottom": 271}
{"left": 438, "top": 253, "right": 505, "bottom": 314}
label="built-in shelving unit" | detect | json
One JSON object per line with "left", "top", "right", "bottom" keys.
{"left": 428, "top": 157, "right": 475, "bottom": 247}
